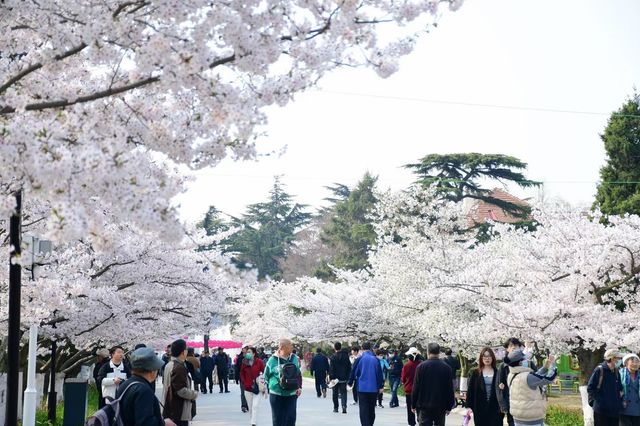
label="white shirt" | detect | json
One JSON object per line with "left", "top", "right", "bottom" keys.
{"left": 101, "top": 360, "right": 126, "bottom": 400}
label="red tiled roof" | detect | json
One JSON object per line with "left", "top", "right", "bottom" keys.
{"left": 469, "top": 188, "right": 529, "bottom": 224}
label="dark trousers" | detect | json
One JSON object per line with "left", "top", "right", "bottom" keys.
{"left": 594, "top": 412, "right": 619, "bottom": 426}
{"left": 175, "top": 422, "right": 188, "bottom": 426}
{"left": 377, "top": 391, "right": 384, "bottom": 405}
{"left": 200, "top": 371, "right": 213, "bottom": 392}
{"left": 389, "top": 375, "right": 400, "bottom": 407}
{"left": 358, "top": 392, "right": 378, "bottom": 426}
{"left": 333, "top": 382, "right": 348, "bottom": 410}
{"left": 315, "top": 375, "right": 327, "bottom": 397}
{"left": 417, "top": 408, "right": 446, "bottom": 426}
{"left": 218, "top": 370, "right": 229, "bottom": 392}
{"left": 406, "top": 394, "right": 416, "bottom": 426}
{"left": 353, "top": 380, "right": 359, "bottom": 402}
{"left": 240, "top": 379, "right": 248, "bottom": 410}
{"left": 269, "top": 393, "right": 297, "bottom": 426}
{"left": 620, "top": 415, "right": 640, "bottom": 426}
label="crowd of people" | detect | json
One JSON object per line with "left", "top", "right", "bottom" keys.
{"left": 88, "top": 335, "right": 640, "bottom": 426}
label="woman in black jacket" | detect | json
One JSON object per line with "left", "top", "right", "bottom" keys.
{"left": 466, "top": 347, "right": 503, "bottom": 426}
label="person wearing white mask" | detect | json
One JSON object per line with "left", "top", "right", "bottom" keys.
{"left": 587, "top": 348, "right": 624, "bottom": 426}
{"left": 620, "top": 353, "right": 640, "bottom": 426}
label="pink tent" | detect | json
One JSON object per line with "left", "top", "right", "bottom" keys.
{"left": 186, "top": 340, "right": 243, "bottom": 349}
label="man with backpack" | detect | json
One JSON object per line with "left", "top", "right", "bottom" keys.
{"left": 117, "top": 347, "right": 177, "bottom": 425}
{"left": 387, "top": 349, "right": 403, "bottom": 408}
{"left": 264, "top": 338, "right": 302, "bottom": 426}
{"left": 588, "top": 348, "right": 624, "bottom": 426}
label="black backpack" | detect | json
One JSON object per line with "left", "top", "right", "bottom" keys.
{"left": 278, "top": 356, "right": 299, "bottom": 391}
{"left": 85, "top": 382, "right": 140, "bottom": 426}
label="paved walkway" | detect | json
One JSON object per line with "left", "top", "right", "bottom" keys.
{"left": 184, "top": 378, "right": 470, "bottom": 426}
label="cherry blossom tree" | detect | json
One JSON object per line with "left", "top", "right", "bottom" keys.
{"left": 0, "top": 0, "right": 464, "bottom": 243}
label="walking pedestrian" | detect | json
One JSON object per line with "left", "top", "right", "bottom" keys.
{"left": 199, "top": 351, "right": 215, "bottom": 394}
{"left": 186, "top": 348, "right": 201, "bottom": 391}
{"left": 443, "top": 348, "right": 461, "bottom": 393}
{"left": 264, "top": 338, "right": 302, "bottom": 426}
{"left": 161, "top": 344, "right": 171, "bottom": 383}
{"left": 402, "top": 347, "right": 422, "bottom": 426}
{"left": 162, "top": 339, "right": 199, "bottom": 426}
{"left": 465, "top": 347, "right": 503, "bottom": 426}
{"left": 240, "top": 347, "right": 266, "bottom": 426}
{"left": 506, "top": 350, "right": 557, "bottom": 426}
{"left": 215, "top": 347, "right": 231, "bottom": 393}
{"left": 97, "top": 345, "right": 132, "bottom": 406}
{"left": 411, "top": 343, "right": 455, "bottom": 426}
{"left": 329, "top": 342, "right": 351, "bottom": 414}
{"left": 348, "top": 341, "right": 384, "bottom": 426}
{"left": 310, "top": 348, "right": 330, "bottom": 398}
{"left": 236, "top": 346, "right": 250, "bottom": 412}
{"left": 588, "top": 348, "right": 623, "bottom": 426}
{"left": 349, "top": 345, "right": 362, "bottom": 405}
{"left": 117, "top": 347, "right": 176, "bottom": 426}
{"left": 620, "top": 353, "right": 640, "bottom": 426}
{"left": 388, "top": 349, "right": 403, "bottom": 408}
{"left": 376, "top": 349, "right": 390, "bottom": 408}
{"left": 93, "top": 348, "right": 110, "bottom": 409}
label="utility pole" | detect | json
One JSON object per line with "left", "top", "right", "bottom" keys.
{"left": 6, "top": 191, "right": 22, "bottom": 426}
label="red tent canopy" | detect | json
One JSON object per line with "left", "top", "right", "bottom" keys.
{"left": 186, "top": 340, "right": 242, "bottom": 349}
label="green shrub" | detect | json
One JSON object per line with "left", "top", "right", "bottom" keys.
{"left": 545, "top": 405, "right": 583, "bottom": 426}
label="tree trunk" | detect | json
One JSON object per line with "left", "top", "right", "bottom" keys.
{"left": 573, "top": 346, "right": 604, "bottom": 385}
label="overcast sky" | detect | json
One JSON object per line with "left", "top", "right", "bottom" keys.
{"left": 176, "top": 0, "right": 640, "bottom": 223}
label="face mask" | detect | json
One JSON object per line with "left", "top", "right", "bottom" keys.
{"left": 616, "top": 359, "right": 623, "bottom": 368}
{"left": 377, "top": 356, "right": 383, "bottom": 360}
{"left": 245, "top": 353, "right": 253, "bottom": 360}
{"left": 521, "top": 360, "right": 529, "bottom": 368}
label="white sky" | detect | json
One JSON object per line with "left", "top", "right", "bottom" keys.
{"left": 177, "top": 0, "right": 640, "bottom": 223}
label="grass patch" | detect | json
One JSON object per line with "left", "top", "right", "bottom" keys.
{"left": 545, "top": 405, "right": 583, "bottom": 426}
{"left": 32, "top": 383, "right": 100, "bottom": 425}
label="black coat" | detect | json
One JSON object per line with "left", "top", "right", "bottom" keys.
{"left": 388, "top": 355, "right": 403, "bottom": 377}
{"left": 310, "top": 354, "right": 330, "bottom": 378}
{"left": 199, "top": 356, "right": 215, "bottom": 375}
{"left": 330, "top": 350, "right": 352, "bottom": 382}
{"left": 215, "top": 352, "right": 230, "bottom": 374}
{"left": 466, "top": 369, "right": 503, "bottom": 426}
{"left": 412, "top": 359, "right": 455, "bottom": 413}
{"left": 116, "top": 375, "right": 164, "bottom": 426}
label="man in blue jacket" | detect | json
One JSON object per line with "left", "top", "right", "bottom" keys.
{"left": 587, "top": 348, "right": 623, "bottom": 426}
{"left": 348, "top": 341, "right": 383, "bottom": 426}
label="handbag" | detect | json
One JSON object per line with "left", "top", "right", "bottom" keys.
{"left": 251, "top": 380, "right": 260, "bottom": 395}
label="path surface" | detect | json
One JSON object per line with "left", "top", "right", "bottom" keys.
{"left": 181, "top": 378, "right": 470, "bottom": 426}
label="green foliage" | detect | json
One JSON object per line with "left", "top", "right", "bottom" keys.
{"left": 594, "top": 93, "right": 640, "bottom": 215}
{"left": 33, "top": 383, "right": 100, "bottom": 425}
{"left": 405, "top": 153, "right": 540, "bottom": 217}
{"left": 199, "top": 205, "right": 229, "bottom": 236}
{"left": 545, "top": 405, "right": 583, "bottom": 426}
{"left": 225, "top": 178, "right": 311, "bottom": 280}
{"left": 315, "top": 173, "right": 378, "bottom": 280}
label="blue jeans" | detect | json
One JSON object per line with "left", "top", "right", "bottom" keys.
{"left": 269, "top": 393, "right": 297, "bottom": 426}
{"left": 389, "top": 375, "right": 401, "bottom": 406}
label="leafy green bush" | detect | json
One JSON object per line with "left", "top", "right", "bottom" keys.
{"left": 545, "top": 405, "right": 583, "bottom": 426}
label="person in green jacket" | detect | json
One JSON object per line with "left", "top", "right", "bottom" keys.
{"left": 263, "top": 338, "right": 302, "bottom": 426}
